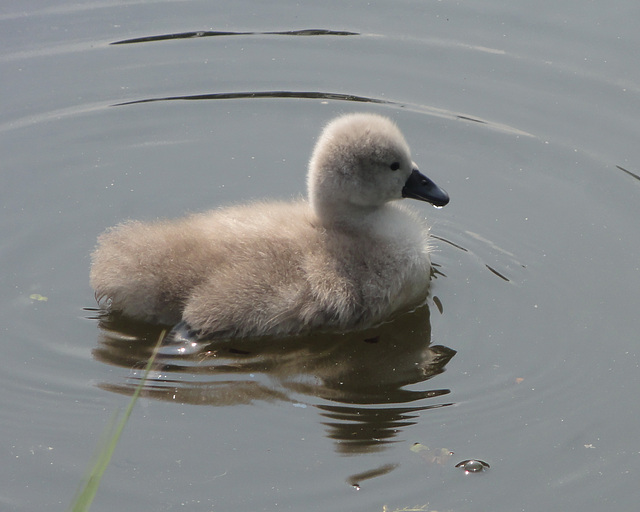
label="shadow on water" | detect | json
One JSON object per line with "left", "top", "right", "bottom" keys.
{"left": 91, "top": 303, "right": 456, "bottom": 454}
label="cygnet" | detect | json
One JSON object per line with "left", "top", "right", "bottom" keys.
{"left": 90, "top": 113, "right": 449, "bottom": 341}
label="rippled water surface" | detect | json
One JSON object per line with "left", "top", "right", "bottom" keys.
{"left": 2, "top": 1, "right": 640, "bottom": 511}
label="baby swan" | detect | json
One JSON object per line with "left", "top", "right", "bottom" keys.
{"left": 90, "top": 113, "right": 449, "bottom": 341}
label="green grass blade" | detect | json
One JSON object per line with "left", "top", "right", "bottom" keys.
{"left": 69, "top": 329, "right": 166, "bottom": 512}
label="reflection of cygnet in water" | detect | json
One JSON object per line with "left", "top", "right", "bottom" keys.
{"left": 90, "top": 113, "right": 449, "bottom": 341}
{"left": 94, "top": 303, "right": 456, "bottom": 453}
{"left": 95, "top": 304, "right": 456, "bottom": 407}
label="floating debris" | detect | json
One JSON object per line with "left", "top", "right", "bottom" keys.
{"left": 29, "top": 293, "right": 48, "bottom": 302}
{"left": 410, "top": 443, "right": 453, "bottom": 465}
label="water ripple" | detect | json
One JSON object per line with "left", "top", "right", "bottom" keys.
{"left": 111, "top": 29, "right": 360, "bottom": 45}
{"left": 112, "top": 90, "right": 535, "bottom": 138}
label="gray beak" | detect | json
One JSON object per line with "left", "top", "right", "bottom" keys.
{"left": 402, "top": 169, "right": 450, "bottom": 207}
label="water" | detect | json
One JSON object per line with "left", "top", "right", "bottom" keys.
{"left": 2, "top": 1, "right": 640, "bottom": 511}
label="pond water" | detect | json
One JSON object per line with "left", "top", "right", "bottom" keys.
{"left": 2, "top": 1, "right": 640, "bottom": 511}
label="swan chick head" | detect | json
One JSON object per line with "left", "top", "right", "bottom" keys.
{"left": 307, "top": 113, "right": 448, "bottom": 223}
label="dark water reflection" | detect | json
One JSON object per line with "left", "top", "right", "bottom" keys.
{"left": 93, "top": 303, "right": 455, "bottom": 453}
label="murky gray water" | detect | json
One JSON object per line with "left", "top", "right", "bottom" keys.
{"left": 2, "top": 1, "right": 640, "bottom": 511}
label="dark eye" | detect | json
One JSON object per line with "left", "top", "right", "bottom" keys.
{"left": 389, "top": 162, "right": 400, "bottom": 171}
